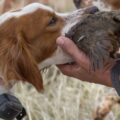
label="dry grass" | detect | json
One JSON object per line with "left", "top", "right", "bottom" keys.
{"left": 14, "top": 66, "right": 120, "bottom": 120}
{"left": 1, "top": 0, "right": 120, "bottom": 120}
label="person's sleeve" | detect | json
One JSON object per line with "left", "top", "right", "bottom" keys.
{"left": 111, "top": 60, "right": 120, "bottom": 95}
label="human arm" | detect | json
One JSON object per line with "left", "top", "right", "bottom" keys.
{"left": 56, "top": 36, "right": 115, "bottom": 87}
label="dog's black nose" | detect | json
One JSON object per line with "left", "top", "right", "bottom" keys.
{"left": 85, "top": 6, "right": 99, "bottom": 14}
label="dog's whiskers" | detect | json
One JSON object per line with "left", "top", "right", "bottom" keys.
{"left": 41, "top": 66, "right": 50, "bottom": 73}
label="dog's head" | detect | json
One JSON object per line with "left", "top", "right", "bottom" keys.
{"left": 0, "top": 3, "right": 98, "bottom": 91}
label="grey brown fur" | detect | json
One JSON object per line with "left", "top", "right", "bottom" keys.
{"left": 66, "top": 10, "right": 120, "bottom": 70}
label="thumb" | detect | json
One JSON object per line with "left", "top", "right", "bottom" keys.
{"left": 57, "top": 64, "right": 75, "bottom": 76}
{"left": 57, "top": 63, "right": 81, "bottom": 77}
{"left": 56, "top": 36, "right": 90, "bottom": 69}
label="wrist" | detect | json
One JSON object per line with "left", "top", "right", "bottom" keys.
{"left": 93, "top": 70, "right": 112, "bottom": 87}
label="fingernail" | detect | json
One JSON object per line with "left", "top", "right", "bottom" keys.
{"left": 56, "top": 37, "right": 65, "bottom": 46}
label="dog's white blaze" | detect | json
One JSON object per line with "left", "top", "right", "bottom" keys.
{"left": 0, "top": 3, "right": 53, "bottom": 25}
{"left": 39, "top": 47, "right": 73, "bottom": 70}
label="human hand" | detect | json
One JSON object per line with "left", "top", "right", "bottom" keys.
{"left": 56, "top": 36, "right": 115, "bottom": 87}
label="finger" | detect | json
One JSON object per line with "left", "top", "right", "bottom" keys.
{"left": 57, "top": 64, "right": 75, "bottom": 76}
{"left": 56, "top": 36, "right": 90, "bottom": 70}
{"left": 57, "top": 63, "right": 95, "bottom": 83}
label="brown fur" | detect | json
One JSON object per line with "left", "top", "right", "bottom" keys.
{"left": 0, "top": 4, "right": 97, "bottom": 91}
{"left": 0, "top": 8, "right": 65, "bottom": 91}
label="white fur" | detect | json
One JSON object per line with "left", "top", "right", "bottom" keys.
{"left": 39, "top": 47, "right": 73, "bottom": 70}
{"left": 61, "top": 9, "right": 84, "bottom": 35}
{"left": 61, "top": 21, "right": 78, "bottom": 36}
{"left": 56, "top": 11, "right": 77, "bottom": 34}
{"left": 0, "top": 3, "right": 53, "bottom": 25}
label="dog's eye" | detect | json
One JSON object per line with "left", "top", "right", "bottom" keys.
{"left": 48, "top": 17, "right": 57, "bottom": 26}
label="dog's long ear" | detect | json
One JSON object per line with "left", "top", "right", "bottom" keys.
{"left": 1, "top": 31, "right": 43, "bottom": 91}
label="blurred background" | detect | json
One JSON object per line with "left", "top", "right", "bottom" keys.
{"left": 0, "top": 0, "right": 75, "bottom": 13}
{"left": 0, "top": 0, "right": 120, "bottom": 120}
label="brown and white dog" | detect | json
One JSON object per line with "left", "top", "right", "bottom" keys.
{"left": 0, "top": 3, "right": 99, "bottom": 92}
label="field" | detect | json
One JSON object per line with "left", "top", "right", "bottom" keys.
{"left": 0, "top": 0, "right": 120, "bottom": 120}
